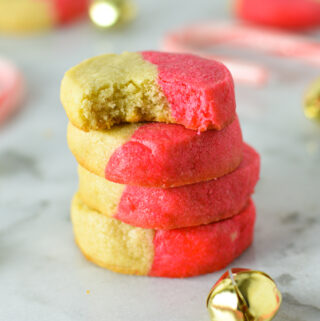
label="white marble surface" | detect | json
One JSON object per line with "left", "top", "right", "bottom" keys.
{"left": 1, "top": 1, "right": 320, "bottom": 320}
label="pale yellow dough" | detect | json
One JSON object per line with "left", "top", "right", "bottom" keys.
{"left": 71, "top": 193, "right": 155, "bottom": 275}
{"left": 78, "top": 165, "right": 124, "bottom": 217}
{"left": 67, "top": 121, "right": 140, "bottom": 178}
{"left": 61, "top": 52, "right": 173, "bottom": 131}
{"left": 0, "top": 0, "right": 54, "bottom": 33}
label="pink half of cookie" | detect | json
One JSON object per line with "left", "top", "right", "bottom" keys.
{"left": 106, "top": 117, "right": 243, "bottom": 187}
{"left": 150, "top": 199, "right": 256, "bottom": 278}
{"left": 235, "top": 0, "right": 320, "bottom": 30}
{"left": 0, "top": 59, "right": 24, "bottom": 125}
{"left": 52, "top": 0, "right": 89, "bottom": 24}
{"left": 142, "top": 51, "right": 236, "bottom": 131}
{"left": 115, "top": 143, "right": 259, "bottom": 229}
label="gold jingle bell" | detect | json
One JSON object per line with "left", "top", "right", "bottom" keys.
{"left": 304, "top": 78, "right": 320, "bottom": 123}
{"left": 89, "top": 0, "right": 136, "bottom": 28}
{"left": 207, "top": 268, "right": 282, "bottom": 321}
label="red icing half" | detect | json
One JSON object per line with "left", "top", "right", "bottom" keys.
{"left": 106, "top": 118, "right": 243, "bottom": 188}
{"left": 115, "top": 144, "right": 260, "bottom": 229}
{"left": 149, "top": 200, "right": 256, "bottom": 278}
{"left": 52, "top": 0, "right": 89, "bottom": 24}
{"left": 141, "top": 51, "right": 236, "bottom": 132}
{"left": 235, "top": 0, "right": 320, "bottom": 30}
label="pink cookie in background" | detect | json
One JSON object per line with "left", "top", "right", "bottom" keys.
{"left": 114, "top": 143, "right": 259, "bottom": 229}
{"left": 105, "top": 117, "right": 243, "bottom": 187}
{"left": 150, "top": 199, "right": 256, "bottom": 278}
{"left": 235, "top": 0, "right": 320, "bottom": 30}
{"left": 0, "top": 59, "right": 24, "bottom": 125}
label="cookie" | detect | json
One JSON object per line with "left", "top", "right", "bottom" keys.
{"left": 61, "top": 51, "right": 236, "bottom": 132}
{"left": 0, "top": 0, "right": 88, "bottom": 33}
{"left": 68, "top": 117, "right": 243, "bottom": 187}
{"left": 235, "top": 0, "right": 320, "bottom": 30}
{"left": 0, "top": 58, "right": 24, "bottom": 124}
{"left": 71, "top": 194, "right": 255, "bottom": 278}
{"left": 78, "top": 143, "right": 259, "bottom": 229}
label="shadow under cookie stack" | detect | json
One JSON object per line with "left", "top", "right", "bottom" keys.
{"left": 61, "top": 51, "right": 260, "bottom": 278}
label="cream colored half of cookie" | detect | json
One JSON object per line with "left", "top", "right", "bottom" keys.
{"left": 61, "top": 52, "right": 172, "bottom": 131}
{"left": 67, "top": 122, "right": 140, "bottom": 177}
{"left": 78, "top": 165, "right": 124, "bottom": 216}
{"left": 71, "top": 193, "right": 155, "bottom": 275}
{"left": 0, "top": 0, "right": 54, "bottom": 33}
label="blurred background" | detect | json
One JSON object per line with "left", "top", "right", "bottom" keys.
{"left": 0, "top": 0, "right": 320, "bottom": 320}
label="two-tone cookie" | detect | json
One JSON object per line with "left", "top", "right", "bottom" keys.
{"left": 72, "top": 194, "right": 256, "bottom": 278}
{"left": 61, "top": 51, "right": 236, "bottom": 132}
{"left": 68, "top": 118, "right": 243, "bottom": 188}
{"left": 77, "top": 144, "right": 260, "bottom": 229}
{"left": 0, "top": 0, "right": 88, "bottom": 33}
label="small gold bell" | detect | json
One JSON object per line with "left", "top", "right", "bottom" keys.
{"left": 304, "top": 78, "right": 320, "bottom": 123}
{"left": 89, "top": 0, "right": 136, "bottom": 28}
{"left": 207, "top": 268, "right": 282, "bottom": 321}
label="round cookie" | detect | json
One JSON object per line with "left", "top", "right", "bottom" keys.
{"left": 61, "top": 51, "right": 236, "bottom": 132}
{"left": 235, "top": 0, "right": 320, "bottom": 30}
{"left": 71, "top": 194, "right": 256, "bottom": 278}
{"left": 68, "top": 117, "right": 243, "bottom": 188}
{"left": 0, "top": 0, "right": 88, "bottom": 33}
{"left": 78, "top": 144, "right": 260, "bottom": 229}
{"left": 0, "top": 58, "right": 24, "bottom": 124}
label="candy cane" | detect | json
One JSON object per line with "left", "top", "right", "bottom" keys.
{"left": 163, "top": 22, "right": 320, "bottom": 86}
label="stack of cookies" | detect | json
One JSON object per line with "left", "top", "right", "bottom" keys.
{"left": 61, "top": 51, "right": 260, "bottom": 278}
